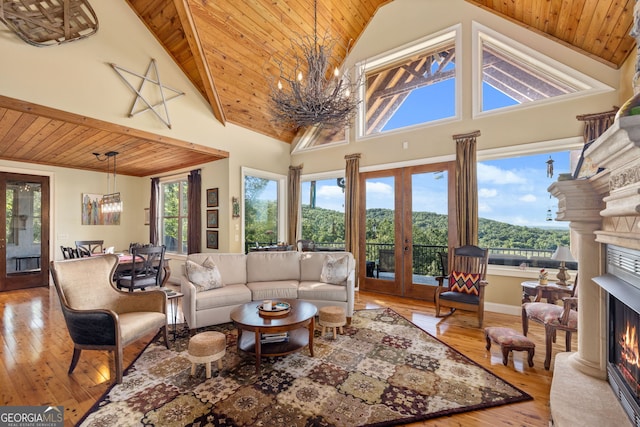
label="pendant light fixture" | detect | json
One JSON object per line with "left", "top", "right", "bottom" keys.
{"left": 93, "top": 151, "right": 123, "bottom": 214}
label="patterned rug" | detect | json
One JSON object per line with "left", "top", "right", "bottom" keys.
{"left": 79, "top": 308, "right": 531, "bottom": 426}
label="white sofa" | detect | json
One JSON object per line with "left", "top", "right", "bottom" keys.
{"left": 181, "top": 251, "right": 355, "bottom": 331}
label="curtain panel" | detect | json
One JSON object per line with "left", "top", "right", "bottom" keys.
{"left": 187, "top": 169, "right": 201, "bottom": 254}
{"left": 453, "top": 131, "right": 480, "bottom": 248}
{"left": 345, "top": 153, "right": 361, "bottom": 273}
{"left": 287, "top": 165, "right": 303, "bottom": 247}
{"left": 149, "top": 177, "right": 159, "bottom": 246}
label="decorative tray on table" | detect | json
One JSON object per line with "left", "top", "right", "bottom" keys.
{"left": 258, "top": 301, "right": 291, "bottom": 316}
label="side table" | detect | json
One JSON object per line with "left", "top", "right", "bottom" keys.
{"left": 521, "top": 281, "right": 573, "bottom": 304}
{"left": 163, "top": 289, "right": 183, "bottom": 340}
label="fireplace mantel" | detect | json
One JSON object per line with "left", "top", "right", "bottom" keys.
{"left": 546, "top": 114, "right": 640, "bottom": 426}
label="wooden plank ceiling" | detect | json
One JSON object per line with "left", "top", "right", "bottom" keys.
{"left": 0, "top": 0, "right": 635, "bottom": 176}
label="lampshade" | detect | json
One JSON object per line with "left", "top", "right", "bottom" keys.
{"left": 551, "top": 246, "right": 575, "bottom": 262}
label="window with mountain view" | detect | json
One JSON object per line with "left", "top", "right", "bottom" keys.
{"left": 300, "top": 177, "right": 346, "bottom": 248}
{"left": 161, "top": 179, "right": 188, "bottom": 254}
{"left": 477, "top": 151, "right": 574, "bottom": 269}
{"left": 243, "top": 170, "right": 285, "bottom": 251}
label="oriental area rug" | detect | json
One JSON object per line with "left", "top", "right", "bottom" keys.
{"left": 79, "top": 308, "right": 531, "bottom": 426}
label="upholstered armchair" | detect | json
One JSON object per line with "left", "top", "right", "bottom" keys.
{"left": 50, "top": 254, "right": 168, "bottom": 383}
{"left": 435, "top": 245, "right": 489, "bottom": 327}
{"left": 522, "top": 278, "right": 578, "bottom": 370}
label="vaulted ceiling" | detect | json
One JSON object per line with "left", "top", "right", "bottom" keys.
{"left": 0, "top": 0, "right": 635, "bottom": 176}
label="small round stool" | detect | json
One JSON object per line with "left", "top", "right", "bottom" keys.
{"left": 187, "top": 331, "right": 226, "bottom": 378}
{"left": 318, "top": 306, "right": 346, "bottom": 339}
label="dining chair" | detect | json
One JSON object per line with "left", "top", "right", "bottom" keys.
{"left": 117, "top": 245, "right": 166, "bottom": 292}
{"left": 50, "top": 254, "right": 168, "bottom": 384}
{"left": 75, "top": 240, "right": 104, "bottom": 257}
{"left": 297, "top": 239, "right": 315, "bottom": 252}
{"left": 376, "top": 249, "right": 395, "bottom": 278}
{"left": 522, "top": 277, "right": 579, "bottom": 369}
{"left": 435, "top": 245, "right": 489, "bottom": 327}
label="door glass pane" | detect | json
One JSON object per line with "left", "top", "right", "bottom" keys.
{"left": 365, "top": 176, "right": 395, "bottom": 281}
{"left": 6, "top": 180, "right": 42, "bottom": 274}
{"left": 245, "top": 176, "right": 279, "bottom": 247}
{"left": 411, "top": 171, "right": 448, "bottom": 285}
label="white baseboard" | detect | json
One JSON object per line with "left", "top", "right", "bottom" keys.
{"left": 485, "top": 302, "right": 521, "bottom": 316}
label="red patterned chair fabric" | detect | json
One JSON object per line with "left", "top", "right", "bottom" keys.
{"left": 485, "top": 326, "right": 535, "bottom": 367}
{"left": 522, "top": 277, "right": 578, "bottom": 370}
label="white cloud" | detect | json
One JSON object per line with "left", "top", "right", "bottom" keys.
{"left": 478, "top": 201, "right": 492, "bottom": 213}
{"left": 478, "top": 188, "right": 498, "bottom": 198}
{"left": 519, "top": 194, "right": 536, "bottom": 202}
{"left": 477, "top": 163, "right": 527, "bottom": 185}
{"left": 316, "top": 185, "right": 343, "bottom": 198}
{"left": 366, "top": 181, "right": 393, "bottom": 195}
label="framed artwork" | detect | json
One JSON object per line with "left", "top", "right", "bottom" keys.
{"left": 144, "top": 208, "right": 150, "bottom": 225}
{"left": 206, "top": 230, "right": 219, "bottom": 249}
{"left": 207, "top": 209, "right": 219, "bottom": 228}
{"left": 207, "top": 188, "right": 219, "bottom": 207}
{"left": 81, "top": 193, "right": 120, "bottom": 225}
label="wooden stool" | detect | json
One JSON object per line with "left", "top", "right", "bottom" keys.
{"left": 318, "top": 306, "right": 346, "bottom": 339}
{"left": 187, "top": 331, "right": 226, "bottom": 378}
{"left": 484, "top": 326, "right": 535, "bottom": 367}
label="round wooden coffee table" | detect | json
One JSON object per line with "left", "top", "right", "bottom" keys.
{"left": 230, "top": 299, "right": 317, "bottom": 372}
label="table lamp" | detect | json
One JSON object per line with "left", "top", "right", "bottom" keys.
{"left": 551, "top": 245, "right": 575, "bottom": 286}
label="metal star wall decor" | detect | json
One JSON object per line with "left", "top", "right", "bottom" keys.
{"left": 110, "top": 59, "right": 184, "bottom": 128}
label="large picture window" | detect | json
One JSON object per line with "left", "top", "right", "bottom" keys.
{"left": 160, "top": 178, "right": 188, "bottom": 254}
{"left": 300, "top": 177, "right": 346, "bottom": 248}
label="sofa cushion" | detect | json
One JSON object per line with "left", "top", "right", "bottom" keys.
{"left": 195, "top": 283, "right": 252, "bottom": 311}
{"left": 187, "top": 253, "right": 247, "bottom": 286}
{"left": 320, "top": 255, "right": 349, "bottom": 285}
{"left": 298, "top": 281, "right": 347, "bottom": 302}
{"left": 246, "top": 251, "right": 300, "bottom": 283}
{"left": 246, "top": 280, "right": 299, "bottom": 301}
{"left": 186, "top": 257, "right": 223, "bottom": 292}
{"left": 300, "top": 252, "right": 351, "bottom": 284}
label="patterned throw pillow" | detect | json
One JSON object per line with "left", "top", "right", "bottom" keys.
{"left": 449, "top": 270, "right": 481, "bottom": 296}
{"left": 320, "top": 255, "right": 349, "bottom": 285}
{"left": 186, "top": 256, "right": 223, "bottom": 292}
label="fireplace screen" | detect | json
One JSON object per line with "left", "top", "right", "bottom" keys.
{"left": 610, "top": 294, "right": 640, "bottom": 409}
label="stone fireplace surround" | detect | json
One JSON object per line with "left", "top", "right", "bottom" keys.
{"left": 546, "top": 115, "right": 640, "bottom": 426}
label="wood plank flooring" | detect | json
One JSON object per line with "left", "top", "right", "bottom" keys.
{"left": 0, "top": 284, "right": 572, "bottom": 426}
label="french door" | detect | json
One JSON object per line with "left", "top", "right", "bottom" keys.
{"left": 359, "top": 162, "right": 454, "bottom": 300}
{"left": 0, "top": 172, "right": 50, "bottom": 291}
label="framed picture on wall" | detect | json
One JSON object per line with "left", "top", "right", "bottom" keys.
{"left": 207, "top": 209, "right": 219, "bottom": 228}
{"left": 207, "top": 188, "right": 219, "bottom": 207}
{"left": 206, "top": 230, "right": 219, "bottom": 249}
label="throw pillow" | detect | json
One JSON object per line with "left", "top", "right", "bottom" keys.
{"left": 449, "top": 270, "right": 481, "bottom": 296}
{"left": 320, "top": 255, "right": 349, "bottom": 285}
{"left": 186, "top": 257, "right": 223, "bottom": 292}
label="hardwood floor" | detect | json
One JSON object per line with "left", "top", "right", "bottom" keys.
{"left": 0, "top": 284, "right": 573, "bottom": 426}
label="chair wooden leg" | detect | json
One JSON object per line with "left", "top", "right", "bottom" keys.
{"left": 68, "top": 347, "right": 82, "bottom": 374}
{"left": 115, "top": 346, "right": 124, "bottom": 384}
{"left": 435, "top": 298, "right": 441, "bottom": 317}
{"left": 478, "top": 310, "right": 484, "bottom": 328}
{"left": 521, "top": 308, "right": 529, "bottom": 336}
{"left": 544, "top": 325, "right": 554, "bottom": 370}
{"left": 565, "top": 331, "right": 572, "bottom": 352}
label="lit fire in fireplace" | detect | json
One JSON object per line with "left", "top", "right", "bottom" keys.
{"left": 620, "top": 323, "right": 640, "bottom": 368}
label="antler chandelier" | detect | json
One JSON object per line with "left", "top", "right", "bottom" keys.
{"left": 269, "top": 0, "right": 359, "bottom": 130}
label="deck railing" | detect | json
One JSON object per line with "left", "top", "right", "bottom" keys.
{"left": 245, "top": 241, "right": 577, "bottom": 274}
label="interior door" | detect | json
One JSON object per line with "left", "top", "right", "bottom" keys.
{"left": 0, "top": 173, "right": 50, "bottom": 291}
{"left": 359, "top": 163, "right": 453, "bottom": 299}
